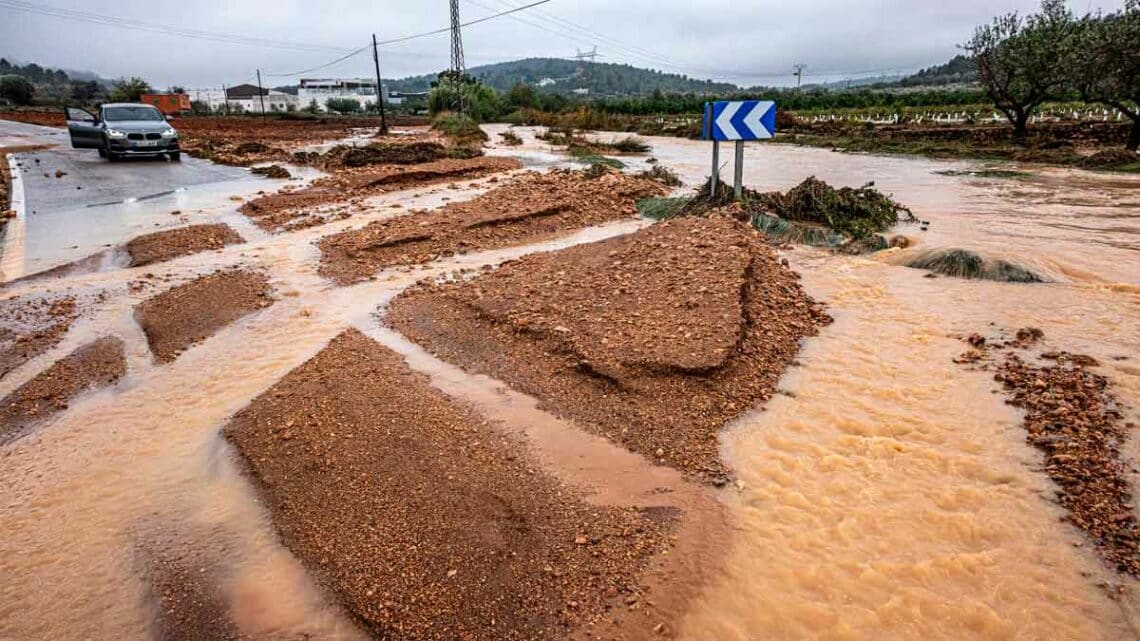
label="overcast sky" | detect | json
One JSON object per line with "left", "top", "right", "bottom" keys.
{"left": 0, "top": 0, "right": 1127, "bottom": 89}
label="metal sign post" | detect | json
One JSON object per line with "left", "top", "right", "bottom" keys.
{"left": 703, "top": 100, "right": 777, "bottom": 200}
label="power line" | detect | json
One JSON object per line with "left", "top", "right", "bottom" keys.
{"left": 263, "top": 46, "right": 371, "bottom": 78}
{"left": 374, "top": 0, "right": 555, "bottom": 46}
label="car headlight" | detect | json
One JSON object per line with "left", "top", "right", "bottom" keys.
{"left": 106, "top": 129, "right": 127, "bottom": 139}
{"left": 161, "top": 129, "right": 178, "bottom": 138}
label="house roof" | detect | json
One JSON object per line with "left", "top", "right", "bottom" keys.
{"left": 226, "top": 84, "right": 267, "bottom": 99}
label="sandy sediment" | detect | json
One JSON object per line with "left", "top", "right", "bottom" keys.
{"left": 224, "top": 329, "right": 673, "bottom": 641}
{"left": 135, "top": 269, "right": 274, "bottom": 363}
{"left": 0, "top": 294, "right": 79, "bottom": 380}
{"left": 388, "top": 215, "right": 830, "bottom": 483}
{"left": 319, "top": 168, "right": 668, "bottom": 285}
{"left": 138, "top": 541, "right": 245, "bottom": 641}
{"left": 0, "top": 336, "right": 125, "bottom": 444}
{"left": 126, "top": 224, "right": 245, "bottom": 268}
{"left": 240, "top": 157, "right": 521, "bottom": 233}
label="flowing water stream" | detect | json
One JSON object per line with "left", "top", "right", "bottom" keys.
{"left": 1, "top": 127, "right": 1138, "bottom": 640}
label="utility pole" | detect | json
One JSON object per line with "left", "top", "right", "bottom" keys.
{"left": 222, "top": 83, "right": 230, "bottom": 116}
{"left": 793, "top": 63, "right": 806, "bottom": 88}
{"left": 372, "top": 33, "right": 388, "bottom": 134}
{"left": 448, "top": 0, "right": 468, "bottom": 114}
{"left": 256, "top": 69, "right": 267, "bottom": 120}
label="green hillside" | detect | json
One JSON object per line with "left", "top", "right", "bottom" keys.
{"left": 387, "top": 58, "right": 739, "bottom": 96}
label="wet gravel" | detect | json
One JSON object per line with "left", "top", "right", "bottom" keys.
{"left": 319, "top": 168, "right": 668, "bottom": 285}
{"left": 135, "top": 269, "right": 274, "bottom": 363}
{"left": 0, "top": 336, "right": 124, "bottom": 444}
{"left": 0, "top": 294, "right": 79, "bottom": 380}
{"left": 224, "top": 330, "right": 673, "bottom": 641}
{"left": 957, "top": 330, "right": 1139, "bottom": 577}
{"left": 389, "top": 215, "right": 830, "bottom": 483}
{"left": 126, "top": 224, "right": 245, "bottom": 268}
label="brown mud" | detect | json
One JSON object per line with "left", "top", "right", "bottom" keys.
{"left": 957, "top": 329, "right": 1139, "bottom": 578}
{"left": 240, "top": 157, "right": 521, "bottom": 233}
{"left": 135, "top": 269, "right": 273, "bottom": 363}
{"left": 389, "top": 215, "right": 830, "bottom": 483}
{"left": 0, "top": 336, "right": 124, "bottom": 444}
{"left": 0, "top": 294, "right": 78, "bottom": 380}
{"left": 319, "top": 168, "right": 666, "bottom": 285}
{"left": 224, "top": 329, "right": 674, "bottom": 641}
{"left": 126, "top": 224, "right": 245, "bottom": 268}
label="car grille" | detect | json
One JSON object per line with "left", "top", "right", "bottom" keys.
{"left": 126, "top": 133, "right": 162, "bottom": 140}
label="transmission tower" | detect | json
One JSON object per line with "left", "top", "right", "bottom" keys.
{"left": 573, "top": 47, "right": 600, "bottom": 92}
{"left": 793, "top": 63, "right": 807, "bottom": 88}
{"left": 448, "top": 0, "right": 467, "bottom": 113}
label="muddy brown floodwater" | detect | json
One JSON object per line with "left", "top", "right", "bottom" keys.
{"left": 0, "top": 125, "right": 1138, "bottom": 641}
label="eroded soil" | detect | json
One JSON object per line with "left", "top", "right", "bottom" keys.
{"left": 0, "top": 294, "right": 79, "bottom": 380}
{"left": 224, "top": 329, "right": 673, "bottom": 641}
{"left": 389, "top": 215, "right": 830, "bottom": 483}
{"left": 126, "top": 224, "right": 245, "bottom": 268}
{"left": 0, "top": 336, "right": 125, "bottom": 444}
{"left": 319, "top": 168, "right": 668, "bottom": 285}
{"left": 135, "top": 269, "right": 273, "bottom": 363}
{"left": 240, "top": 157, "right": 521, "bottom": 233}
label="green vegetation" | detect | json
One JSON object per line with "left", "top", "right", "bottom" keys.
{"left": 755, "top": 177, "right": 917, "bottom": 240}
{"left": 108, "top": 77, "right": 152, "bottom": 103}
{"left": 568, "top": 147, "right": 624, "bottom": 169}
{"left": 0, "top": 75, "right": 34, "bottom": 106}
{"left": 637, "top": 197, "right": 691, "bottom": 220}
{"left": 431, "top": 112, "right": 489, "bottom": 145}
{"left": 906, "top": 249, "right": 1047, "bottom": 282}
{"left": 934, "top": 168, "right": 1035, "bottom": 179}
{"left": 498, "top": 131, "right": 523, "bottom": 146}
{"left": 325, "top": 98, "right": 362, "bottom": 114}
{"left": 428, "top": 72, "right": 503, "bottom": 123}
{"left": 636, "top": 165, "right": 682, "bottom": 187}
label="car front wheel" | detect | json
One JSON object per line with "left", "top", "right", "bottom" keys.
{"left": 169, "top": 152, "right": 181, "bottom": 162}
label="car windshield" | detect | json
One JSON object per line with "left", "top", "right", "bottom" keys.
{"left": 102, "top": 106, "right": 164, "bottom": 122}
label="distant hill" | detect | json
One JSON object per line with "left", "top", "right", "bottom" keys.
{"left": 386, "top": 58, "right": 740, "bottom": 96}
{"left": 884, "top": 55, "right": 978, "bottom": 88}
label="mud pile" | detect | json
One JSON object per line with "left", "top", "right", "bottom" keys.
{"left": 176, "top": 116, "right": 401, "bottom": 166}
{"left": 240, "top": 156, "right": 521, "bottom": 233}
{"left": 389, "top": 215, "right": 830, "bottom": 483}
{"left": 135, "top": 269, "right": 273, "bottom": 363}
{"left": 225, "top": 330, "right": 672, "bottom": 640}
{"left": 304, "top": 140, "right": 479, "bottom": 170}
{"left": 0, "top": 294, "right": 79, "bottom": 380}
{"left": 0, "top": 337, "right": 125, "bottom": 444}
{"left": 125, "top": 224, "right": 245, "bottom": 268}
{"left": 905, "top": 248, "right": 1047, "bottom": 283}
{"left": 956, "top": 330, "right": 1138, "bottom": 576}
{"left": 319, "top": 168, "right": 666, "bottom": 285}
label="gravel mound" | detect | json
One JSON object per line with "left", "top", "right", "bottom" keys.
{"left": 319, "top": 168, "right": 667, "bottom": 285}
{"left": 389, "top": 215, "right": 830, "bottom": 483}
{"left": 0, "top": 294, "right": 78, "bottom": 380}
{"left": 126, "top": 224, "right": 245, "bottom": 268}
{"left": 135, "top": 270, "right": 273, "bottom": 363}
{"left": 224, "top": 330, "right": 672, "bottom": 640}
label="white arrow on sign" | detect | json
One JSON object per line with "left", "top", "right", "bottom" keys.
{"left": 715, "top": 102, "right": 744, "bottom": 140}
{"left": 742, "top": 101, "right": 773, "bottom": 139}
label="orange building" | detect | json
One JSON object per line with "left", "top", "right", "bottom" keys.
{"left": 140, "top": 93, "right": 191, "bottom": 115}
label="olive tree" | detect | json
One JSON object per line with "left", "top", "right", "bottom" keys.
{"left": 109, "top": 77, "right": 152, "bottom": 102}
{"left": 1068, "top": 1, "right": 1140, "bottom": 150}
{"left": 964, "top": 0, "right": 1075, "bottom": 138}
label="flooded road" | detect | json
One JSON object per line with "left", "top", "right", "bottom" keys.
{"left": 2, "top": 125, "right": 1138, "bottom": 640}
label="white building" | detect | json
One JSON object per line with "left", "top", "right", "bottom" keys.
{"left": 298, "top": 78, "right": 383, "bottom": 112}
{"left": 224, "top": 84, "right": 298, "bottom": 113}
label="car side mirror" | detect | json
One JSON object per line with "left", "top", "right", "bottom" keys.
{"left": 165, "top": 115, "right": 172, "bottom": 121}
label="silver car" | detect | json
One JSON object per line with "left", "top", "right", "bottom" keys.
{"left": 65, "top": 103, "right": 181, "bottom": 162}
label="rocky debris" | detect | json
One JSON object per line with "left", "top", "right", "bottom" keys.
{"left": 125, "top": 224, "right": 245, "bottom": 268}
{"left": 240, "top": 157, "right": 520, "bottom": 233}
{"left": 389, "top": 215, "right": 830, "bottom": 482}
{"left": 319, "top": 168, "right": 668, "bottom": 285}
{"left": 0, "top": 337, "right": 125, "bottom": 445}
{"left": 250, "top": 164, "right": 291, "bottom": 179}
{"left": 0, "top": 295, "right": 79, "bottom": 381}
{"left": 135, "top": 270, "right": 274, "bottom": 363}
{"left": 224, "top": 330, "right": 672, "bottom": 640}
{"left": 955, "top": 329, "right": 1139, "bottom": 577}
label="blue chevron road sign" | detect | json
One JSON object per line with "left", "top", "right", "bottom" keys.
{"left": 703, "top": 100, "right": 777, "bottom": 141}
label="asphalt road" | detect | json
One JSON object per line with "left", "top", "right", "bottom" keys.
{"left": 1, "top": 118, "right": 250, "bottom": 275}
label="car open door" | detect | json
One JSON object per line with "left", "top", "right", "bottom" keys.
{"left": 65, "top": 107, "right": 103, "bottom": 149}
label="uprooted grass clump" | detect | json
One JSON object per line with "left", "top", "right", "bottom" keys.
{"left": 431, "top": 112, "right": 489, "bottom": 145}
{"left": 635, "top": 164, "right": 682, "bottom": 187}
{"left": 906, "top": 248, "right": 1047, "bottom": 283}
{"left": 753, "top": 177, "right": 917, "bottom": 240}
{"left": 498, "top": 130, "right": 523, "bottom": 146}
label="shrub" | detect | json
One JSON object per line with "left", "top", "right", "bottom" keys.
{"left": 432, "top": 112, "right": 489, "bottom": 144}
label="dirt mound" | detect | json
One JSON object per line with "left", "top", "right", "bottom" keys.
{"left": 319, "top": 168, "right": 667, "bottom": 285}
{"left": 224, "top": 329, "right": 672, "bottom": 640}
{"left": 240, "top": 156, "right": 520, "bottom": 233}
{"left": 0, "top": 295, "right": 79, "bottom": 381}
{"left": 956, "top": 330, "right": 1139, "bottom": 577}
{"left": 1079, "top": 148, "right": 1139, "bottom": 170}
{"left": 905, "top": 248, "right": 1047, "bottom": 283}
{"left": 126, "top": 224, "right": 245, "bottom": 268}
{"left": 389, "top": 215, "right": 830, "bottom": 483}
{"left": 317, "top": 141, "right": 478, "bottom": 169}
{"left": 250, "top": 164, "right": 291, "bottom": 179}
{"left": 0, "top": 337, "right": 125, "bottom": 444}
{"left": 135, "top": 269, "right": 273, "bottom": 363}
